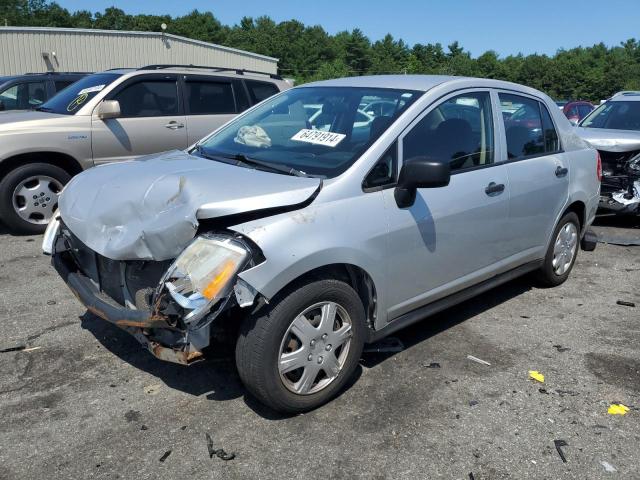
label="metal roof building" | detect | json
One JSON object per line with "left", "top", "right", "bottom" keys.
{"left": 0, "top": 26, "right": 278, "bottom": 75}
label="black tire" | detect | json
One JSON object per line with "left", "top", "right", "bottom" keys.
{"left": 535, "top": 211, "right": 580, "bottom": 287}
{"left": 0, "top": 163, "right": 71, "bottom": 234}
{"left": 236, "top": 279, "right": 366, "bottom": 413}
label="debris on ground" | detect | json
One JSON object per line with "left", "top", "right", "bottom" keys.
{"left": 0, "top": 345, "right": 26, "bottom": 353}
{"left": 554, "top": 439, "right": 569, "bottom": 463}
{"left": 363, "top": 337, "right": 405, "bottom": 353}
{"left": 616, "top": 300, "right": 636, "bottom": 307}
{"left": 423, "top": 362, "right": 441, "bottom": 368}
{"left": 600, "top": 460, "right": 617, "bottom": 473}
{"left": 468, "top": 472, "right": 475, "bottom": 480}
{"left": 553, "top": 344, "right": 571, "bottom": 352}
{"left": 469, "top": 400, "right": 479, "bottom": 407}
{"left": 539, "top": 388, "right": 549, "bottom": 394}
{"left": 608, "top": 404, "right": 630, "bottom": 415}
{"left": 46, "top": 300, "right": 56, "bottom": 305}
{"left": 144, "top": 384, "right": 162, "bottom": 395}
{"left": 205, "top": 433, "right": 236, "bottom": 461}
{"left": 555, "top": 389, "right": 579, "bottom": 397}
{"left": 159, "top": 450, "right": 172, "bottom": 462}
{"left": 529, "top": 370, "right": 545, "bottom": 383}
{"left": 466, "top": 355, "right": 491, "bottom": 366}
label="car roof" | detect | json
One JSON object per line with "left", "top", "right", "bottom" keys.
{"left": 610, "top": 91, "right": 640, "bottom": 102}
{"left": 104, "top": 67, "right": 288, "bottom": 86}
{"left": 302, "top": 75, "right": 544, "bottom": 96}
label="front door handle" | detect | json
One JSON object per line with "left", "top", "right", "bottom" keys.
{"left": 555, "top": 166, "right": 568, "bottom": 177}
{"left": 165, "top": 121, "right": 184, "bottom": 130}
{"left": 485, "top": 182, "right": 505, "bottom": 195}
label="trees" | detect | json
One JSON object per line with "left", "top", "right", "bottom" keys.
{"left": 2, "top": 0, "right": 639, "bottom": 100}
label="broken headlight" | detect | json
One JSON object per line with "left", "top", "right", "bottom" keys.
{"left": 160, "top": 235, "right": 249, "bottom": 323}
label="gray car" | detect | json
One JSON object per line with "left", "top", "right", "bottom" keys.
{"left": 45, "top": 75, "right": 600, "bottom": 412}
{"left": 575, "top": 91, "right": 640, "bottom": 214}
{"left": 0, "top": 65, "right": 289, "bottom": 233}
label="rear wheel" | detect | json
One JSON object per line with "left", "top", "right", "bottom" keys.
{"left": 536, "top": 212, "right": 580, "bottom": 287}
{"left": 236, "top": 279, "right": 366, "bottom": 413}
{"left": 0, "top": 163, "right": 70, "bottom": 234}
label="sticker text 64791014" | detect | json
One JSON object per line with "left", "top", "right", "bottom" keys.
{"left": 291, "top": 129, "right": 346, "bottom": 148}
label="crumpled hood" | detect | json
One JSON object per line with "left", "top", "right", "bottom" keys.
{"left": 575, "top": 127, "right": 640, "bottom": 152}
{"left": 59, "top": 150, "right": 321, "bottom": 261}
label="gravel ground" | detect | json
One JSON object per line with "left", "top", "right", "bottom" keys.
{"left": 0, "top": 220, "right": 638, "bottom": 480}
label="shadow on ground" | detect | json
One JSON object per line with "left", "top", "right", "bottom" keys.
{"left": 79, "top": 275, "right": 533, "bottom": 418}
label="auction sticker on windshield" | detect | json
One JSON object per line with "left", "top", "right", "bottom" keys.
{"left": 291, "top": 129, "right": 346, "bottom": 148}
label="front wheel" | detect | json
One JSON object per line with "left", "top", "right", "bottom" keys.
{"left": 236, "top": 279, "right": 366, "bottom": 413}
{"left": 536, "top": 211, "right": 580, "bottom": 287}
{"left": 0, "top": 163, "right": 71, "bottom": 234}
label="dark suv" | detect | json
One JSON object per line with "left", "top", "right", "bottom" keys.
{"left": 0, "top": 72, "right": 88, "bottom": 111}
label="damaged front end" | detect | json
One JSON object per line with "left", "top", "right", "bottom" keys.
{"left": 46, "top": 218, "right": 262, "bottom": 365}
{"left": 598, "top": 150, "right": 640, "bottom": 214}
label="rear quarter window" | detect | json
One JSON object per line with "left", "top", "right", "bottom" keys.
{"left": 245, "top": 80, "right": 280, "bottom": 104}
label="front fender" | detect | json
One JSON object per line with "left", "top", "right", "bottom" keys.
{"left": 230, "top": 192, "right": 390, "bottom": 322}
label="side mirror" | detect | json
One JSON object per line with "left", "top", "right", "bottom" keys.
{"left": 96, "top": 100, "right": 121, "bottom": 120}
{"left": 394, "top": 156, "right": 450, "bottom": 208}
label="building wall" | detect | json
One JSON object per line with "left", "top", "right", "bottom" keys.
{"left": 0, "top": 27, "right": 278, "bottom": 75}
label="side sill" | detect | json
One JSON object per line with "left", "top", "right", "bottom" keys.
{"left": 366, "top": 260, "right": 543, "bottom": 343}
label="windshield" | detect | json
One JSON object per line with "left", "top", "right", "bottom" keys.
{"left": 37, "top": 73, "right": 122, "bottom": 115}
{"left": 197, "top": 86, "right": 421, "bottom": 178}
{"left": 580, "top": 100, "right": 640, "bottom": 131}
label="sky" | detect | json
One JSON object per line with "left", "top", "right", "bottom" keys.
{"left": 55, "top": 0, "right": 637, "bottom": 58}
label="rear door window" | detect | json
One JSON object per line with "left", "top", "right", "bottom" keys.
{"left": 540, "top": 104, "right": 560, "bottom": 153}
{"left": 245, "top": 80, "right": 279, "bottom": 104}
{"left": 113, "top": 80, "right": 179, "bottom": 117}
{"left": 0, "top": 82, "right": 47, "bottom": 109}
{"left": 499, "top": 93, "right": 546, "bottom": 159}
{"left": 184, "top": 79, "right": 236, "bottom": 115}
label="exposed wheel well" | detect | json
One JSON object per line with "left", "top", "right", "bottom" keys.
{"left": 563, "top": 200, "right": 586, "bottom": 231}
{"left": 270, "top": 264, "right": 378, "bottom": 329}
{"left": 0, "top": 152, "right": 83, "bottom": 180}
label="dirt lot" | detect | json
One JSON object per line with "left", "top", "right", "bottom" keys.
{"left": 0, "top": 219, "right": 638, "bottom": 480}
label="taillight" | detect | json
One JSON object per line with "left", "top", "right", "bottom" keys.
{"left": 596, "top": 151, "right": 602, "bottom": 181}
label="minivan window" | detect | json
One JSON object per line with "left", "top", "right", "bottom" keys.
{"left": 580, "top": 101, "right": 640, "bottom": 131}
{"left": 403, "top": 91, "right": 494, "bottom": 172}
{"left": 246, "top": 80, "right": 279, "bottom": 104}
{"left": 185, "top": 80, "right": 235, "bottom": 114}
{"left": 500, "top": 93, "right": 545, "bottom": 159}
{"left": 114, "top": 80, "right": 179, "bottom": 117}
{"left": 54, "top": 80, "right": 74, "bottom": 92}
{"left": 37, "top": 73, "right": 121, "bottom": 115}
{"left": 197, "top": 86, "right": 420, "bottom": 178}
{"left": 0, "top": 81, "right": 46, "bottom": 110}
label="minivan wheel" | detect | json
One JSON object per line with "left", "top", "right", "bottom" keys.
{"left": 0, "top": 163, "right": 71, "bottom": 234}
{"left": 236, "top": 279, "right": 366, "bottom": 413}
{"left": 536, "top": 211, "right": 580, "bottom": 287}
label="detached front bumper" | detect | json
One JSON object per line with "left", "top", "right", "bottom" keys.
{"left": 52, "top": 248, "right": 205, "bottom": 366}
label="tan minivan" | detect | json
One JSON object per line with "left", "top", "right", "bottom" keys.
{"left": 0, "top": 65, "right": 290, "bottom": 233}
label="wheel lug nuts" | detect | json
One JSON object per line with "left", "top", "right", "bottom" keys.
{"left": 317, "top": 356, "right": 323, "bottom": 364}
{"left": 321, "top": 334, "right": 328, "bottom": 340}
{"left": 307, "top": 354, "right": 313, "bottom": 361}
{"left": 325, "top": 345, "right": 331, "bottom": 351}
{"left": 32, "top": 195, "right": 37, "bottom": 199}
{"left": 40, "top": 192, "right": 44, "bottom": 196}
{"left": 310, "top": 340, "right": 316, "bottom": 347}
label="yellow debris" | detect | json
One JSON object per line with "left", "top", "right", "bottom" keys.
{"left": 608, "top": 404, "right": 630, "bottom": 415}
{"left": 528, "top": 370, "right": 545, "bottom": 383}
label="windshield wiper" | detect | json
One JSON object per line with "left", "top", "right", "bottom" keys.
{"left": 35, "top": 106, "right": 53, "bottom": 112}
{"left": 194, "top": 146, "right": 308, "bottom": 177}
{"left": 231, "top": 153, "right": 308, "bottom": 177}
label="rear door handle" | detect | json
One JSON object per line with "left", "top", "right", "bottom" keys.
{"left": 485, "top": 182, "right": 505, "bottom": 195}
{"left": 165, "top": 121, "right": 184, "bottom": 130}
{"left": 555, "top": 166, "right": 568, "bottom": 177}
